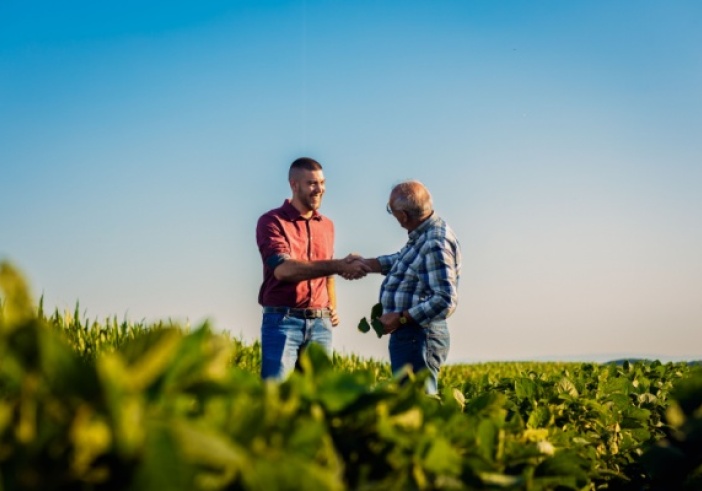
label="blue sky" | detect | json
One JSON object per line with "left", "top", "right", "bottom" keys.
{"left": 2, "top": 1, "right": 701, "bottom": 362}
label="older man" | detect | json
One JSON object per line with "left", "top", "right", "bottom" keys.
{"left": 355, "top": 180, "right": 461, "bottom": 394}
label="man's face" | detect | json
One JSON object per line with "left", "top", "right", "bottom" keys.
{"left": 387, "top": 192, "right": 410, "bottom": 230}
{"left": 291, "top": 169, "right": 326, "bottom": 212}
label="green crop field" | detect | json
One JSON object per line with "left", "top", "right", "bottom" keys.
{"left": 0, "top": 261, "right": 700, "bottom": 490}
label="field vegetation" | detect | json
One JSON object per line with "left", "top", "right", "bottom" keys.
{"left": 0, "top": 261, "right": 700, "bottom": 490}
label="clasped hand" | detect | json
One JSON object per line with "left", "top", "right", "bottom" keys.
{"left": 339, "top": 253, "right": 371, "bottom": 280}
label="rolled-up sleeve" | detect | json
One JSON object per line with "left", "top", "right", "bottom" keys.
{"left": 256, "top": 215, "right": 291, "bottom": 271}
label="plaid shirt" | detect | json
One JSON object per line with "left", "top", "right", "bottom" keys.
{"left": 378, "top": 213, "right": 461, "bottom": 326}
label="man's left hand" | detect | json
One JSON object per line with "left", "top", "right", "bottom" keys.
{"left": 330, "top": 308, "right": 340, "bottom": 327}
{"left": 379, "top": 312, "right": 401, "bottom": 334}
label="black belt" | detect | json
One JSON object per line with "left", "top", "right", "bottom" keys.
{"left": 263, "top": 306, "right": 332, "bottom": 319}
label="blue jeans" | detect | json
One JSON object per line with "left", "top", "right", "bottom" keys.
{"left": 261, "top": 312, "right": 333, "bottom": 380}
{"left": 388, "top": 320, "right": 450, "bottom": 394}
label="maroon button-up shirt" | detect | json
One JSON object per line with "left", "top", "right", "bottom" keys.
{"left": 256, "top": 200, "right": 335, "bottom": 308}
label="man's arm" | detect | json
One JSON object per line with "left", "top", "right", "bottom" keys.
{"left": 342, "top": 256, "right": 383, "bottom": 274}
{"left": 274, "top": 256, "right": 369, "bottom": 282}
{"left": 378, "top": 309, "right": 415, "bottom": 335}
{"left": 358, "top": 257, "right": 382, "bottom": 273}
{"left": 379, "top": 240, "right": 457, "bottom": 334}
{"left": 406, "top": 239, "right": 459, "bottom": 325}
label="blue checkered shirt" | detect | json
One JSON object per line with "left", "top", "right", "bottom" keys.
{"left": 378, "top": 214, "right": 461, "bottom": 326}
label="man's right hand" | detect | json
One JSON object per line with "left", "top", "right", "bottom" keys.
{"left": 341, "top": 254, "right": 382, "bottom": 279}
{"left": 338, "top": 254, "right": 372, "bottom": 280}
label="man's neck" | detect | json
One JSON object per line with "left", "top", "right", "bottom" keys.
{"left": 406, "top": 212, "right": 433, "bottom": 232}
{"left": 290, "top": 199, "right": 314, "bottom": 219}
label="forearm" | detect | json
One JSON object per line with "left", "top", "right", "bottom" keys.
{"left": 362, "top": 258, "right": 383, "bottom": 273}
{"left": 407, "top": 290, "right": 456, "bottom": 325}
{"left": 408, "top": 241, "right": 459, "bottom": 324}
{"left": 408, "top": 269, "right": 459, "bottom": 325}
{"left": 274, "top": 259, "right": 342, "bottom": 282}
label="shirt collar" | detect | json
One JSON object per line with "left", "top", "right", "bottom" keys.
{"left": 281, "top": 199, "right": 322, "bottom": 221}
{"left": 408, "top": 212, "right": 437, "bottom": 240}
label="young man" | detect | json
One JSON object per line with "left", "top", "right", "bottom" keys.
{"left": 353, "top": 180, "right": 461, "bottom": 394}
{"left": 256, "top": 157, "right": 369, "bottom": 380}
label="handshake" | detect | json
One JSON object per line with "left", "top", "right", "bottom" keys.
{"left": 337, "top": 253, "right": 374, "bottom": 280}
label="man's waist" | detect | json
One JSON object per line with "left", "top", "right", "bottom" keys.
{"left": 262, "top": 306, "right": 332, "bottom": 319}
{"left": 259, "top": 279, "right": 329, "bottom": 307}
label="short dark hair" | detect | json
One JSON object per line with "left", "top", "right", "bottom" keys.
{"left": 289, "top": 157, "right": 323, "bottom": 180}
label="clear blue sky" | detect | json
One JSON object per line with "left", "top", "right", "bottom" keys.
{"left": 2, "top": 1, "right": 701, "bottom": 362}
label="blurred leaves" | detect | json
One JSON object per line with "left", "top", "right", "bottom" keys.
{"left": 0, "top": 261, "right": 701, "bottom": 490}
{"left": 0, "top": 261, "right": 34, "bottom": 330}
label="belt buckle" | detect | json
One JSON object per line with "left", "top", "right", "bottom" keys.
{"left": 304, "top": 308, "right": 318, "bottom": 318}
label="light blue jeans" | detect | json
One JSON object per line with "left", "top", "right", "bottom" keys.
{"left": 388, "top": 320, "right": 450, "bottom": 394}
{"left": 261, "top": 312, "right": 333, "bottom": 380}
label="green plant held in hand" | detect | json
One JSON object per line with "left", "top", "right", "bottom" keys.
{"left": 357, "top": 303, "right": 384, "bottom": 338}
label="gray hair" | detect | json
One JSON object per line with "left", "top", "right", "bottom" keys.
{"left": 391, "top": 180, "right": 433, "bottom": 218}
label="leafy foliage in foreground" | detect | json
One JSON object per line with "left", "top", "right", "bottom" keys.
{"left": 1, "top": 261, "right": 701, "bottom": 490}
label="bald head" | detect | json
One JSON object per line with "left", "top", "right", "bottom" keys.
{"left": 390, "top": 180, "right": 433, "bottom": 219}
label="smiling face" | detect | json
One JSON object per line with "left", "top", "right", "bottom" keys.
{"left": 290, "top": 168, "right": 326, "bottom": 217}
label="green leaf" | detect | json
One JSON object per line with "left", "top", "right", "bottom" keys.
{"left": 670, "top": 371, "right": 702, "bottom": 415}
{"left": 601, "top": 376, "right": 632, "bottom": 397}
{"left": 423, "top": 436, "right": 462, "bottom": 476}
{"left": 390, "top": 407, "right": 423, "bottom": 430}
{"left": 171, "top": 419, "right": 247, "bottom": 486}
{"left": 535, "top": 449, "right": 590, "bottom": 482}
{"left": 515, "top": 377, "right": 536, "bottom": 399}
{"left": 527, "top": 406, "right": 551, "bottom": 429}
{"left": 298, "top": 342, "right": 333, "bottom": 376}
{"left": 476, "top": 419, "right": 498, "bottom": 461}
{"left": 357, "top": 304, "right": 384, "bottom": 336}
{"left": 158, "top": 325, "right": 234, "bottom": 396}
{"left": 465, "top": 392, "right": 506, "bottom": 417}
{"left": 478, "top": 472, "right": 522, "bottom": 487}
{"left": 96, "top": 354, "right": 146, "bottom": 457}
{"left": 317, "top": 372, "right": 370, "bottom": 413}
{"left": 371, "top": 319, "right": 384, "bottom": 338}
{"left": 451, "top": 387, "right": 466, "bottom": 411}
{"left": 622, "top": 407, "right": 651, "bottom": 428}
{"left": 39, "top": 327, "right": 100, "bottom": 398}
{"left": 132, "top": 421, "right": 195, "bottom": 491}
{"left": 556, "top": 377, "right": 579, "bottom": 398}
{"left": 125, "top": 329, "right": 183, "bottom": 392}
{"left": 0, "top": 261, "right": 35, "bottom": 330}
{"left": 69, "top": 406, "right": 114, "bottom": 480}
